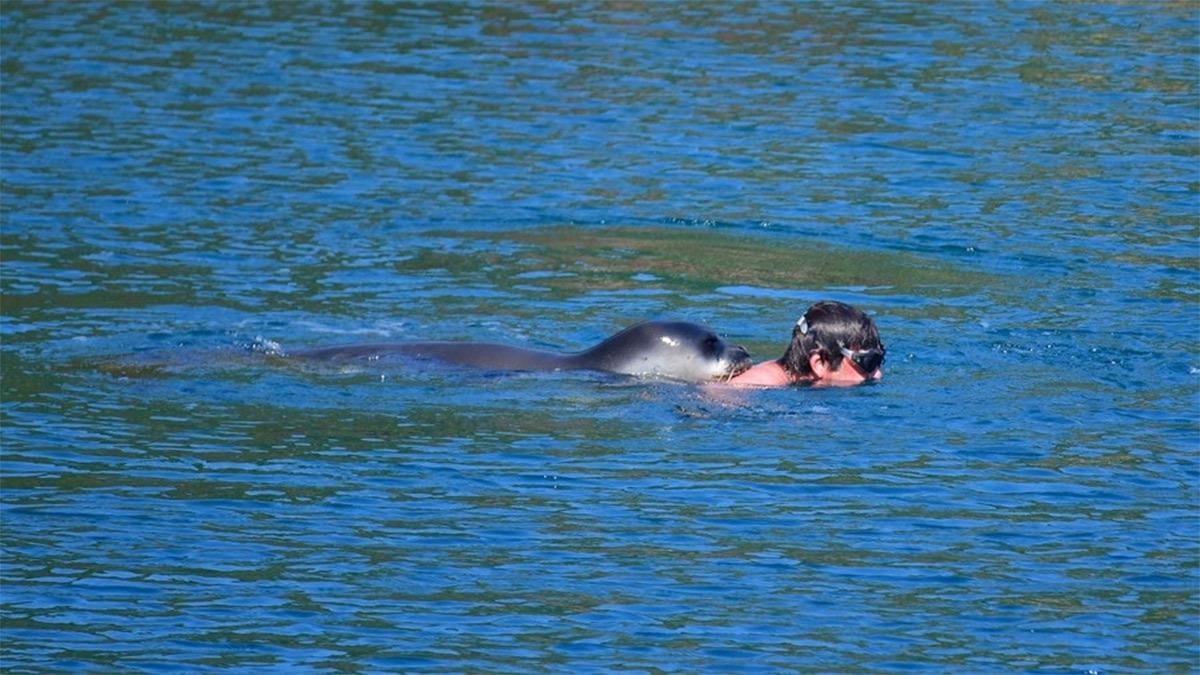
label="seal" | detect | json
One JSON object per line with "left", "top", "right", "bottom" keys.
{"left": 291, "top": 320, "right": 752, "bottom": 383}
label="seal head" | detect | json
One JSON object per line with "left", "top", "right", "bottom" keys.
{"left": 567, "top": 321, "right": 751, "bottom": 381}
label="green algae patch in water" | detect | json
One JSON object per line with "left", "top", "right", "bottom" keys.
{"left": 440, "top": 225, "right": 995, "bottom": 300}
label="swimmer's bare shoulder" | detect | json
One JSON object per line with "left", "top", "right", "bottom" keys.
{"left": 721, "top": 360, "right": 794, "bottom": 388}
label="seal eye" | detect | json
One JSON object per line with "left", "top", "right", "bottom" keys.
{"left": 703, "top": 335, "right": 720, "bottom": 353}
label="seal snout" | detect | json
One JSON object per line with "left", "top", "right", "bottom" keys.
{"left": 726, "top": 344, "right": 753, "bottom": 377}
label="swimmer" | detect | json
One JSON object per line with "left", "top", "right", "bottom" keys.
{"left": 724, "top": 300, "right": 885, "bottom": 388}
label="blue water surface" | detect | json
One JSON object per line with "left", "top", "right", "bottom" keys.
{"left": 2, "top": 2, "right": 1198, "bottom": 671}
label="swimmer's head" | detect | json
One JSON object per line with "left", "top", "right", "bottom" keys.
{"left": 782, "top": 301, "right": 884, "bottom": 381}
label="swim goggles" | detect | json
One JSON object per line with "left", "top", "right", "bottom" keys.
{"left": 838, "top": 341, "right": 885, "bottom": 376}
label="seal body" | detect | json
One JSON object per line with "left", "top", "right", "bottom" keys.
{"left": 292, "top": 321, "right": 751, "bottom": 383}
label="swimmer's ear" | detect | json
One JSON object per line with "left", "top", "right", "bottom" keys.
{"left": 809, "top": 352, "right": 830, "bottom": 379}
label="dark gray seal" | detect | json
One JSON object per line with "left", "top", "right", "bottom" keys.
{"left": 291, "top": 320, "right": 752, "bottom": 383}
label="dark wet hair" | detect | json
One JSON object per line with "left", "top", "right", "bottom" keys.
{"left": 781, "top": 301, "right": 883, "bottom": 378}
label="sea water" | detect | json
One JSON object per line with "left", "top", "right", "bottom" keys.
{"left": 2, "top": 2, "right": 1197, "bottom": 671}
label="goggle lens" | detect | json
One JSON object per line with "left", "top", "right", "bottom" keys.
{"left": 840, "top": 344, "right": 885, "bottom": 375}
